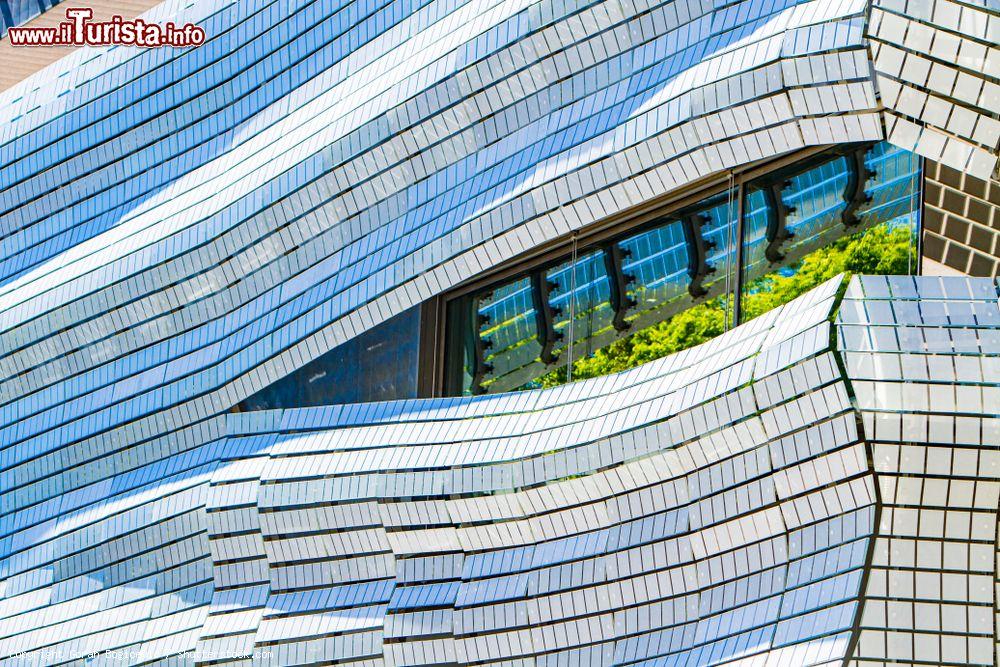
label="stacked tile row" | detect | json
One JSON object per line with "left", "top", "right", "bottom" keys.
{"left": 0, "top": 0, "right": 997, "bottom": 660}
{"left": 922, "top": 160, "right": 1000, "bottom": 277}
{"left": 837, "top": 275, "right": 1000, "bottom": 666}
{"left": 868, "top": 0, "right": 1000, "bottom": 179}
{"left": 197, "top": 277, "right": 880, "bottom": 665}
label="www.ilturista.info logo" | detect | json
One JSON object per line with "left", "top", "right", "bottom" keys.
{"left": 8, "top": 8, "right": 206, "bottom": 47}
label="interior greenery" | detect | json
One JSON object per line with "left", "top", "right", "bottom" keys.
{"left": 535, "top": 222, "right": 914, "bottom": 387}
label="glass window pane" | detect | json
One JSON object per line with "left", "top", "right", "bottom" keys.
{"left": 694, "top": 193, "right": 739, "bottom": 327}
{"left": 740, "top": 187, "right": 771, "bottom": 285}
{"left": 780, "top": 156, "right": 850, "bottom": 259}
{"left": 239, "top": 305, "right": 421, "bottom": 409}
{"left": 547, "top": 249, "right": 614, "bottom": 361}
{"left": 478, "top": 276, "right": 543, "bottom": 393}
{"left": 620, "top": 221, "right": 688, "bottom": 330}
{"left": 739, "top": 141, "right": 921, "bottom": 324}
{"left": 444, "top": 141, "right": 922, "bottom": 396}
{"left": 859, "top": 141, "right": 921, "bottom": 229}
{"left": 699, "top": 194, "right": 739, "bottom": 295}
{"left": 444, "top": 294, "right": 478, "bottom": 396}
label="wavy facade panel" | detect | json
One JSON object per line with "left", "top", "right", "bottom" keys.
{"left": 6, "top": 274, "right": 999, "bottom": 664}
{"left": 202, "top": 277, "right": 862, "bottom": 666}
{"left": 98, "top": 274, "right": 998, "bottom": 667}
{"left": 0, "top": 0, "right": 998, "bottom": 662}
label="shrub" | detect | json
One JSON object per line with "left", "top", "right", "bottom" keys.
{"left": 537, "top": 223, "right": 913, "bottom": 387}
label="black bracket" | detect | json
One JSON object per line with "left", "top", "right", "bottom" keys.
{"left": 764, "top": 182, "right": 795, "bottom": 263}
{"left": 471, "top": 309, "right": 492, "bottom": 393}
{"left": 601, "top": 242, "right": 637, "bottom": 332}
{"left": 531, "top": 270, "right": 562, "bottom": 365}
{"left": 841, "top": 149, "right": 876, "bottom": 227}
{"left": 682, "top": 213, "right": 716, "bottom": 298}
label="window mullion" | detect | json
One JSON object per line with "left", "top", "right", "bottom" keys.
{"left": 733, "top": 181, "right": 746, "bottom": 326}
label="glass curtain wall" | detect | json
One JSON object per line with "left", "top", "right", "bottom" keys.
{"left": 739, "top": 143, "right": 922, "bottom": 319}
{"left": 445, "top": 141, "right": 923, "bottom": 396}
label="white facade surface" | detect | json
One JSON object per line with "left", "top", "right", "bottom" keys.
{"left": 0, "top": 0, "right": 998, "bottom": 661}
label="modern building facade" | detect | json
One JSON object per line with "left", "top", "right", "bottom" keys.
{"left": 0, "top": 0, "right": 998, "bottom": 664}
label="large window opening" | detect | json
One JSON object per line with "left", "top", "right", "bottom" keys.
{"left": 238, "top": 142, "right": 922, "bottom": 408}
{"left": 442, "top": 141, "right": 922, "bottom": 395}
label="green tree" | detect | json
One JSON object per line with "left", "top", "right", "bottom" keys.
{"left": 537, "top": 223, "right": 913, "bottom": 387}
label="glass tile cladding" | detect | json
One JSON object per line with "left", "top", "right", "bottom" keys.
{"left": 143, "top": 277, "right": 1000, "bottom": 666}
{"left": 0, "top": 0, "right": 997, "bottom": 659}
{"left": 835, "top": 275, "right": 1000, "bottom": 667}
{"left": 0, "top": 0, "right": 62, "bottom": 37}
{"left": 446, "top": 141, "right": 922, "bottom": 395}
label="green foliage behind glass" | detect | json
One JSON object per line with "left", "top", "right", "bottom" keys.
{"left": 536, "top": 223, "right": 914, "bottom": 387}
